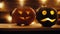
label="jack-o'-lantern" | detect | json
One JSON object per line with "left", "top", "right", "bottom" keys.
{"left": 36, "top": 7, "right": 57, "bottom": 27}
{"left": 12, "top": 7, "right": 36, "bottom": 26}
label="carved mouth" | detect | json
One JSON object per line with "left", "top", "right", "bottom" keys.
{"left": 19, "top": 17, "right": 30, "bottom": 20}
{"left": 41, "top": 18, "right": 56, "bottom": 22}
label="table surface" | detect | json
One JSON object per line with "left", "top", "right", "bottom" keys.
{"left": 0, "top": 23, "right": 60, "bottom": 31}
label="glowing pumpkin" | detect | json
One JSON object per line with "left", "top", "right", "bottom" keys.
{"left": 12, "top": 7, "right": 36, "bottom": 26}
{"left": 36, "top": 7, "right": 57, "bottom": 27}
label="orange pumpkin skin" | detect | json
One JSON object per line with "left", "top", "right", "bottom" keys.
{"left": 12, "top": 7, "right": 36, "bottom": 26}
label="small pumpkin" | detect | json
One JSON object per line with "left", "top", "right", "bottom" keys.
{"left": 12, "top": 7, "right": 36, "bottom": 26}
{"left": 36, "top": 7, "right": 57, "bottom": 27}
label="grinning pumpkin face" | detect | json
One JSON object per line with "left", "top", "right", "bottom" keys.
{"left": 12, "top": 7, "right": 36, "bottom": 26}
{"left": 36, "top": 7, "right": 57, "bottom": 27}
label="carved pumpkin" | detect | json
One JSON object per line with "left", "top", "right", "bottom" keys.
{"left": 12, "top": 7, "right": 36, "bottom": 26}
{"left": 36, "top": 7, "right": 57, "bottom": 27}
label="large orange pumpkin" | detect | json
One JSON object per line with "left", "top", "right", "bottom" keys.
{"left": 12, "top": 7, "right": 36, "bottom": 26}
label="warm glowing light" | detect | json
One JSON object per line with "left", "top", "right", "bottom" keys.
{"left": 30, "top": 20, "right": 42, "bottom": 27}
{"left": 21, "top": 24, "right": 25, "bottom": 26}
{"left": 18, "top": 11, "right": 23, "bottom": 14}
{"left": 30, "top": 20, "right": 36, "bottom": 25}
{"left": 26, "top": 17, "right": 30, "bottom": 19}
{"left": 56, "top": 0, "right": 60, "bottom": 4}
{"left": 0, "top": 2, "right": 4, "bottom": 8}
{"left": 20, "top": 17, "right": 30, "bottom": 20}
{"left": 51, "top": 24, "right": 60, "bottom": 28}
{"left": 31, "top": 22, "right": 35, "bottom": 25}
{"left": 5, "top": 15, "right": 12, "bottom": 22}
{"left": 20, "top": 17, "right": 25, "bottom": 20}
{"left": 57, "top": 0, "right": 60, "bottom": 3}
{"left": 19, "top": 0, "right": 25, "bottom": 6}
{"left": 50, "top": 19, "right": 56, "bottom": 22}
{"left": 50, "top": 10, "right": 55, "bottom": 15}
{"left": 57, "top": 11, "right": 60, "bottom": 14}
{"left": 42, "top": 10, "right": 47, "bottom": 15}
{"left": 41, "top": 0, "right": 47, "bottom": 4}
{"left": 41, "top": 5, "right": 47, "bottom": 7}
{"left": 8, "top": 25, "right": 12, "bottom": 28}
{"left": 26, "top": 11, "right": 30, "bottom": 15}
{"left": 7, "top": 16, "right": 12, "bottom": 22}
{"left": 41, "top": 18, "right": 56, "bottom": 22}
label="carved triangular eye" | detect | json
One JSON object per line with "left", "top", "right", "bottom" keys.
{"left": 26, "top": 11, "right": 30, "bottom": 15}
{"left": 18, "top": 11, "right": 23, "bottom": 14}
{"left": 50, "top": 10, "right": 55, "bottom": 15}
{"left": 42, "top": 10, "right": 47, "bottom": 15}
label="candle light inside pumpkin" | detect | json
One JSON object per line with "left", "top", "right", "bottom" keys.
{"left": 0, "top": 2, "right": 4, "bottom": 8}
